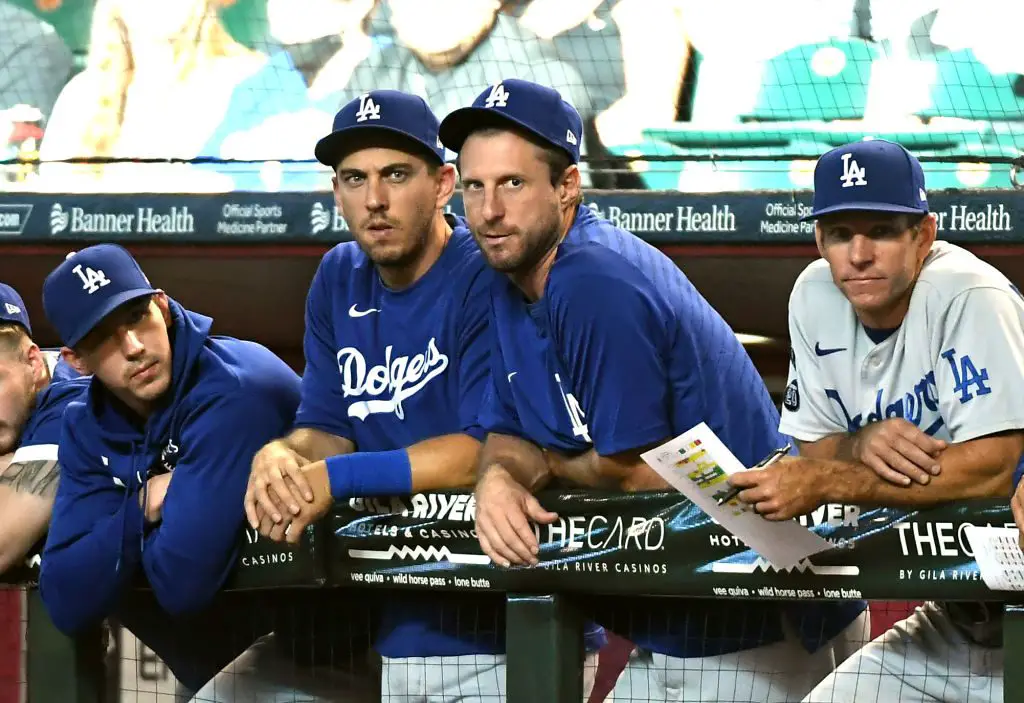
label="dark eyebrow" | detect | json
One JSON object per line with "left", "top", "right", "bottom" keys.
{"left": 461, "top": 172, "right": 527, "bottom": 185}
{"left": 338, "top": 162, "right": 417, "bottom": 178}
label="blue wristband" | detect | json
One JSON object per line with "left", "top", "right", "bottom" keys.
{"left": 325, "top": 449, "right": 413, "bottom": 499}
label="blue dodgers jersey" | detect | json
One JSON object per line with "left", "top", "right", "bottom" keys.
{"left": 294, "top": 217, "right": 512, "bottom": 659}
{"left": 481, "top": 204, "right": 865, "bottom": 657}
{"left": 295, "top": 217, "right": 489, "bottom": 450}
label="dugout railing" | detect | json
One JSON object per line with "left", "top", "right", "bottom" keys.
{"left": 8, "top": 492, "right": 1024, "bottom": 703}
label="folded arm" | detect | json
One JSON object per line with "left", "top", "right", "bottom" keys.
{"left": 144, "top": 391, "right": 294, "bottom": 615}
{"left": 40, "top": 432, "right": 146, "bottom": 634}
{"left": 805, "top": 431, "right": 1019, "bottom": 506}
{"left": 478, "top": 432, "right": 550, "bottom": 492}
{"left": 547, "top": 446, "right": 670, "bottom": 491}
{"left": 730, "top": 431, "right": 1021, "bottom": 521}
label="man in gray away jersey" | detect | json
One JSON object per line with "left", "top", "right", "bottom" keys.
{"left": 728, "top": 139, "right": 1023, "bottom": 702}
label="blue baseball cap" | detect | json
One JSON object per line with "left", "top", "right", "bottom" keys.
{"left": 802, "top": 139, "right": 929, "bottom": 221}
{"left": 43, "top": 244, "right": 159, "bottom": 348}
{"left": 439, "top": 79, "right": 583, "bottom": 163}
{"left": 0, "top": 283, "right": 31, "bottom": 335}
{"left": 314, "top": 90, "right": 445, "bottom": 168}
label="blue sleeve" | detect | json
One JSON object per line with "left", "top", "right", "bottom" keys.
{"left": 455, "top": 271, "right": 493, "bottom": 441}
{"left": 551, "top": 269, "right": 673, "bottom": 455}
{"left": 476, "top": 282, "right": 526, "bottom": 438}
{"left": 50, "top": 358, "right": 81, "bottom": 383}
{"left": 19, "top": 396, "right": 67, "bottom": 448}
{"left": 142, "top": 388, "right": 296, "bottom": 615}
{"left": 477, "top": 370, "right": 524, "bottom": 437}
{"left": 294, "top": 252, "right": 353, "bottom": 441}
{"left": 39, "top": 405, "right": 146, "bottom": 634}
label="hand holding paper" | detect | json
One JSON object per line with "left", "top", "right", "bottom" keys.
{"left": 715, "top": 443, "right": 791, "bottom": 506}
{"left": 640, "top": 423, "right": 834, "bottom": 570}
{"left": 725, "top": 454, "right": 832, "bottom": 521}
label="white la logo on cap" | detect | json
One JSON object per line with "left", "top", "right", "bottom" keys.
{"left": 484, "top": 83, "right": 509, "bottom": 108}
{"left": 839, "top": 152, "right": 867, "bottom": 188}
{"left": 72, "top": 263, "right": 111, "bottom": 295}
{"left": 355, "top": 94, "right": 381, "bottom": 123}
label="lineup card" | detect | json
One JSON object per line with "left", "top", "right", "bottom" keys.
{"left": 963, "top": 526, "right": 1024, "bottom": 592}
{"left": 640, "top": 422, "right": 834, "bottom": 570}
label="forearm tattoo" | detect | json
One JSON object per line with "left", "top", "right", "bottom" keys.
{"left": 0, "top": 460, "right": 60, "bottom": 498}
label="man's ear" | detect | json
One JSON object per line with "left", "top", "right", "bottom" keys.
{"left": 916, "top": 213, "right": 938, "bottom": 258}
{"left": 23, "top": 343, "right": 49, "bottom": 389}
{"left": 153, "top": 291, "right": 172, "bottom": 327}
{"left": 435, "top": 163, "right": 458, "bottom": 211}
{"left": 60, "top": 346, "right": 89, "bottom": 377}
{"left": 560, "top": 164, "right": 581, "bottom": 210}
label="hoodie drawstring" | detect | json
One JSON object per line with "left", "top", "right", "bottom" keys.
{"left": 115, "top": 436, "right": 150, "bottom": 574}
{"left": 115, "top": 441, "right": 138, "bottom": 574}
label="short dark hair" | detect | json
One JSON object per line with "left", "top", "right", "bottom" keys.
{"left": 454, "top": 122, "right": 574, "bottom": 187}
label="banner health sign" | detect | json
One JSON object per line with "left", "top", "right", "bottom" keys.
{"left": 0, "top": 190, "right": 1020, "bottom": 244}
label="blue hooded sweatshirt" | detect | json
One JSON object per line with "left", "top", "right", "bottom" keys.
{"left": 39, "top": 301, "right": 301, "bottom": 634}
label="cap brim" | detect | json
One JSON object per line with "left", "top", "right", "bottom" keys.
{"left": 440, "top": 107, "right": 564, "bottom": 157}
{"left": 799, "top": 202, "right": 928, "bottom": 222}
{"left": 314, "top": 125, "right": 444, "bottom": 168}
{"left": 66, "top": 288, "right": 158, "bottom": 348}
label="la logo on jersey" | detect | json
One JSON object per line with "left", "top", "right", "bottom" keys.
{"left": 72, "top": 263, "right": 110, "bottom": 294}
{"left": 484, "top": 83, "right": 509, "bottom": 108}
{"left": 839, "top": 152, "right": 867, "bottom": 188}
{"left": 555, "top": 373, "right": 591, "bottom": 443}
{"left": 825, "top": 348, "right": 990, "bottom": 435}
{"left": 355, "top": 94, "right": 381, "bottom": 123}
{"left": 337, "top": 338, "right": 449, "bottom": 420}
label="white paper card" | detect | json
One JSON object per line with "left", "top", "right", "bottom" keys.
{"left": 640, "top": 422, "right": 835, "bottom": 570}
{"left": 963, "top": 526, "right": 1024, "bottom": 592}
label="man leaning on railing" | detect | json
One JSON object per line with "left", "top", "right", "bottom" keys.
{"left": 728, "top": 139, "right": 1022, "bottom": 702}
{"left": 35, "top": 245, "right": 302, "bottom": 695}
{"left": 441, "top": 77, "right": 869, "bottom": 703}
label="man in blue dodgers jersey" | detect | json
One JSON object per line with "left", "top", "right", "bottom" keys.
{"left": 439, "top": 77, "right": 869, "bottom": 703}
{"left": 198, "top": 89, "right": 605, "bottom": 703}
{"left": 36, "top": 245, "right": 301, "bottom": 692}
{"left": 727, "top": 139, "right": 1024, "bottom": 702}
{"left": 0, "top": 282, "right": 86, "bottom": 574}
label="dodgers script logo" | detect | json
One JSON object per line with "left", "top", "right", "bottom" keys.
{"left": 826, "top": 348, "right": 989, "bottom": 435}
{"left": 337, "top": 338, "right": 449, "bottom": 420}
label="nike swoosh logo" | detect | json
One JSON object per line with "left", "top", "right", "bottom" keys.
{"left": 507, "top": 372, "right": 517, "bottom": 382}
{"left": 348, "top": 304, "right": 380, "bottom": 318}
{"left": 814, "top": 342, "right": 846, "bottom": 357}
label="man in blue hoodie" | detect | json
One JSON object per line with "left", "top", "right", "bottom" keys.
{"left": 190, "top": 90, "right": 599, "bottom": 703}
{"left": 0, "top": 281, "right": 86, "bottom": 575}
{"left": 440, "top": 78, "right": 870, "bottom": 702}
{"left": 36, "top": 245, "right": 302, "bottom": 691}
